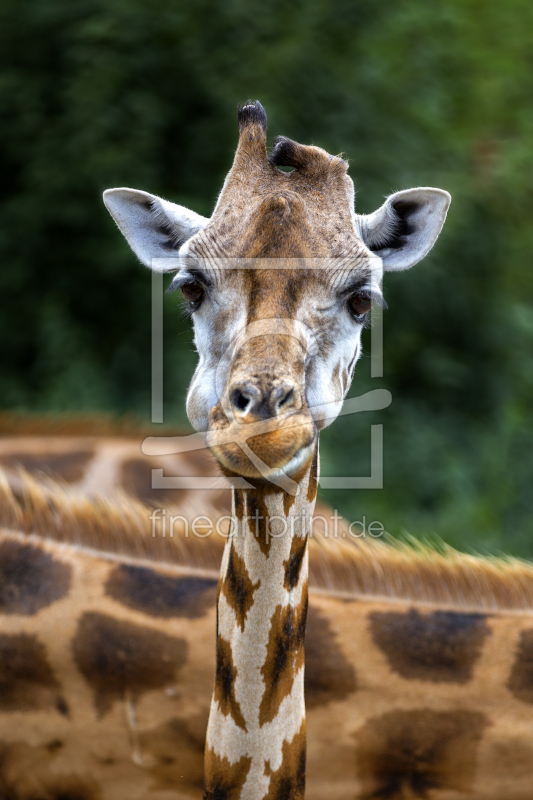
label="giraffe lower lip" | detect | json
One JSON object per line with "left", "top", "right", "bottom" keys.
{"left": 207, "top": 411, "right": 316, "bottom": 479}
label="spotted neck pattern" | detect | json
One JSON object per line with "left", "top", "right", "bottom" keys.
{"left": 204, "top": 449, "right": 318, "bottom": 800}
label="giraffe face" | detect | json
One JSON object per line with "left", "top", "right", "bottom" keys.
{"left": 104, "top": 101, "right": 450, "bottom": 481}
{"left": 173, "top": 105, "right": 383, "bottom": 480}
{"left": 179, "top": 261, "right": 378, "bottom": 480}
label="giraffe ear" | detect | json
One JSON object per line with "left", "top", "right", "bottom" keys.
{"left": 103, "top": 188, "right": 209, "bottom": 271}
{"left": 357, "top": 188, "right": 451, "bottom": 271}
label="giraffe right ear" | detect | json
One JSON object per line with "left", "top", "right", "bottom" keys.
{"left": 357, "top": 188, "right": 451, "bottom": 271}
{"left": 103, "top": 188, "right": 209, "bottom": 271}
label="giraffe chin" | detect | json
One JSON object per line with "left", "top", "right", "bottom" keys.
{"left": 206, "top": 411, "right": 316, "bottom": 480}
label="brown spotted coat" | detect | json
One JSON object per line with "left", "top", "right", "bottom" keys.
{"left": 1, "top": 473, "right": 533, "bottom": 799}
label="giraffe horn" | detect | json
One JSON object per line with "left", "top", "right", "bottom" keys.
{"left": 232, "top": 100, "right": 269, "bottom": 166}
{"left": 237, "top": 100, "right": 267, "bottom": 135}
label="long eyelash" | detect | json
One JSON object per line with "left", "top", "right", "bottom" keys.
{"left": 369, "top": 290, "right": 388, "bottom": 310}
{"left": 166, "top": 268, "right": 210, "bottom": 295}
{"left": 166, "top": 275, "right": 189, "bottom": 294}
{"left": 339, "top": 281, "right": 387, "bottom": 310}
{"left": 180, "top": 302, "right": 195, "bottom": 319}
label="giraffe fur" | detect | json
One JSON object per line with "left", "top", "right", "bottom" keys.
{"left": 1, "top": 471, "right": 533, "bottom": 798}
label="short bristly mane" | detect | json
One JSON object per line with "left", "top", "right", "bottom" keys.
{"left": 2, "top": 469, "right": 533, "bottom": 612}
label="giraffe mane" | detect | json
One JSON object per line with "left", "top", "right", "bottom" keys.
{"left": 2, "top": 468, "right": 533, "bottom": 612}
{"left": 0, "top": 411, "right": 183, "bottom": 437}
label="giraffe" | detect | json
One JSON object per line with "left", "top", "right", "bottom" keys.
{"left": 102, "top": 100, "right": 451, "bottom": 799}
{"left": 2, "top": 471, "right": 533, "bottom": 799}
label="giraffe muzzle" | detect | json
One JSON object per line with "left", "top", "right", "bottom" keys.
{"left": 206, "top": 390, "right": 316, "bottom": 480}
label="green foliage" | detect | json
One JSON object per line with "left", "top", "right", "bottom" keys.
{"left": 1, "top": 0, "right": 532, "bottom": 554}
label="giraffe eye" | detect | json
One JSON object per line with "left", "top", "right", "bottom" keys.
{"left": 347, "top": 292, "right": 372, "bottom": 320}
{"left": 181, "top": 282, "right": 204, "bottom": 308}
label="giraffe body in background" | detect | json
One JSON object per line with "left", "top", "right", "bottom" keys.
{"left": 1, "top": 473, "right": 533, "bottom": 800}
{"left": 0, "top": 417, "right": 228, "bottom": 510}
{"left": 103, "top": 101, "right": 451, "bottom": 798}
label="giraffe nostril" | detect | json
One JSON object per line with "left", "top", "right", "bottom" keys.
{"left": 228, "top": 382, "right": 300, "bottom": 420}
{"left": 273, "top": 384, "right": 299, "bottom": 415}
{"left": 230, "top": 388, "right": 252, "bottom": 414}
{"left": 277, "top": 388, "right": 294, "bottom": 409}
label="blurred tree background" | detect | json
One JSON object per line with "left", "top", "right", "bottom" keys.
{"left": 1, "top": 0, "right": 532, "bottom": 555}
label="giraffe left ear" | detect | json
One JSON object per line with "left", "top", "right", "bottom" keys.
{"left": 103, "top": 188, "right": 209, "bottom": 271}
{"left": 357, "top": 188, "right": 451, "bottom": 271}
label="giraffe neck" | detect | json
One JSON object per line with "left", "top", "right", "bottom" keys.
{"left": 204, "top": 446, "right": 318, "bottom": 800}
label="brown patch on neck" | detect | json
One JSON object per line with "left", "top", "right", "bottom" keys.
{"left": 204, "top": 748, "right": 252, "bottom": 800}
{"left": 307, "top": 447, "right": 318, "bottom": 503}
{"left": 213, "top": 634, "right": 247, "bottom": 731}
{"left": 263, "top": 719, "right": 306, "bottom": 800}
{"left": 233, "top": 489, "right": 245, "bottom": 520}
{"left": 258, "top": 585, "right": 308, "bottom": 726}
{"left": 283, "top": 489, "right": 297, "bottom": 516}
{"left": 283, "top": 535, "right": 307, "bottom": 592}
{"left": 221, "top": 539, "right": 260, "bottom": 631}
{"left": 246, "top": 487, "right": 274, "bottom": 557}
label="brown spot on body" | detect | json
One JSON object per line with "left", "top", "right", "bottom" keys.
{"left": 0, "top": 450, "right": 93, "bottom": 483}
{"left": 106, "top": 564, "right": 217, "bottom": 618}
{"left": 259, "top": 588, "right": 308, "bottom": 726}
{"left": 508, "top": 628, "right": 533, "bottom": 703}
{"left": 305, "top": 604, "right": 356, "bottom": 708}
{"left": 0, "top": 739, "right": 99, "bottom": 800}
{"left": 283, "top": 536, "right": 307, "bottom": 592}
{"left": 264, "top": 719, "right": 306, "bottom": 800}
{"left": 370, "top": 608, "right": 490, "bottom": 683}
{"left": 213, "top": 634, "right": 247, "bottom": 731}
{"left": 0, "top": 539, "right": 71, "bottom": 615}
{"left": 141, "top": 712, "right": 208, "bottom": 793}
{"left": 221, "top": 540, "right": 260, "bottom": 631}
{"left": 204, "top": 748, "right": 252, "bottom": 800}
{"left": 72, "top": 612, "right": 187, "bottom": 716}
{"left": 355, "top": 709, "right": 488, "bottom": 799}
{"left": 0, "top": 633, "right": 65, "bottom": 712}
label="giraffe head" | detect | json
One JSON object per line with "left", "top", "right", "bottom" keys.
{"left": 104, "top": 102, "right": 450, "bottom": 483}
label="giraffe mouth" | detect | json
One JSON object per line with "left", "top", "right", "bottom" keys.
{"left": 206, "top": 407, "right": 316, "bottom": 480}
